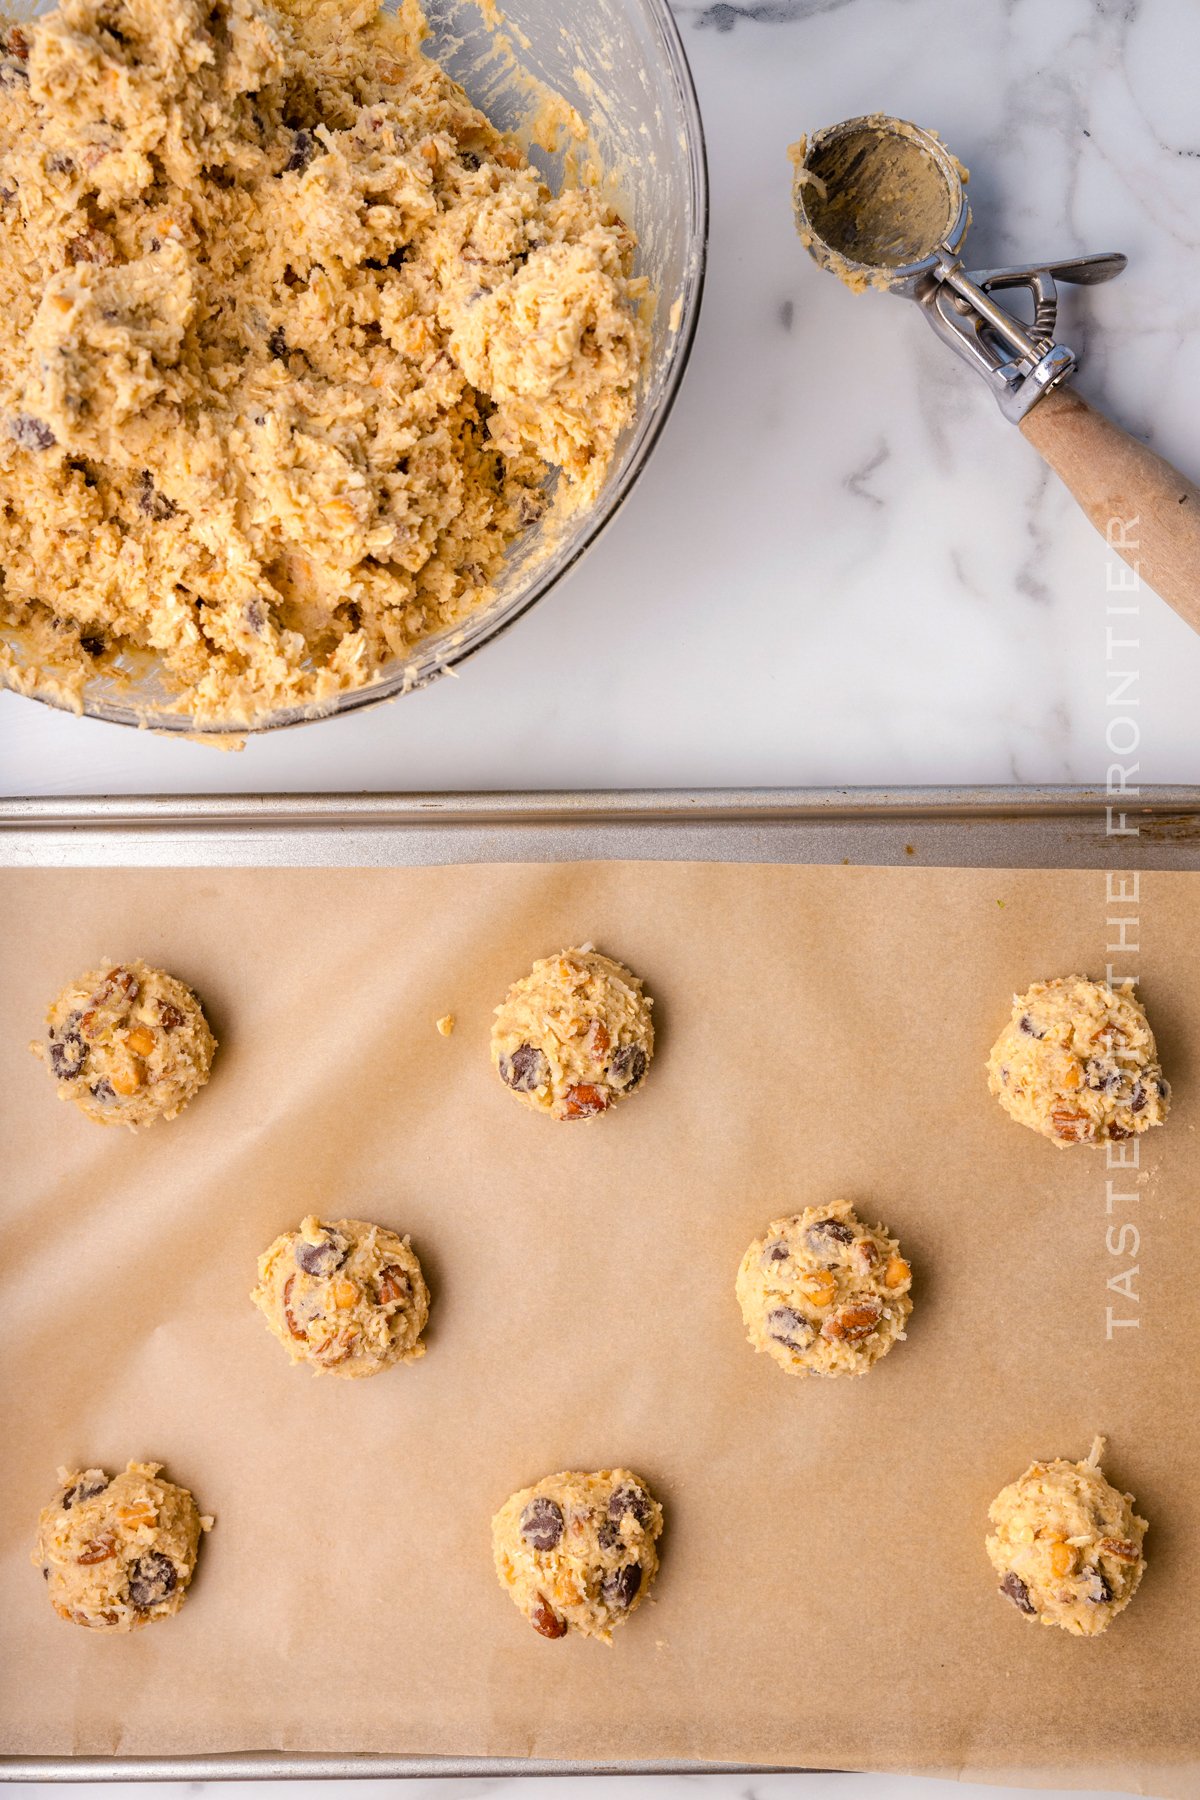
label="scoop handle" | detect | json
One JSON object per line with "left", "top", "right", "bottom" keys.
{"left": 1019, "top": 386, "right": 1200, "bottom": 635}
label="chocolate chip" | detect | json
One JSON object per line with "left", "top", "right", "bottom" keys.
{"left": 79, "top": 635, "right": 105, "bottom": 657}
{"left": 62, "top": 1475, "right": 108, "bottom": 1509}
{"left": 519, "top": 1496, "right": 563, "bottom": 1551}
{"left": 1000, "top": 1571, "right": 1036, "bottom": 1615}
{"left": 762, "top": 1240, "right": 790, "bottom": 1263}
{"left": 268, "top": 326, "right": 288, "bottom": 359}
{"left": 1107, "top": 1125, "right": 1132, "bottom": 1141}
{"left": 0, "top": 59, "right": 29, "bottom": 87}
{"left": 516, "top": 489, "right": 545, "bottom": 528}
{"left": 767, "top": 1306, "right": 814, "bottom": 1350}
{"left": 607, "top": 1044, "right": 647, "bottom": 1091}
{"left": 807, "top": 1218, "right": 854, "bottom": 1251}
{"left": 89, "top": 1079, "right": 117, "bottom": 1105}
{"left": 1130, "top": 1081, "right": 1147, "bottom": 1114}
{"left": 48, "top": 1029, "right": 86, "bottom": 1080}
{"left": 10, "top": 414, "right": 55, "bottom": 451}
{"left": 284, "top": 129, "right": 317, "bottom": 172}
{"left": 1083, "top": 1568, "right": 1112, "bottom": 1604}
{"left": 295, "top": 1233, "right": 349, "bottom": 1277}
{"left": 608, "top": 1483, "right": 651, "bottom": 1528}
{"left": 157, "top": 1000, "right": 184, "bottom": 1032}
{"left": 1018, "top": 1014, "right": 1044, "bottom": 1037}
{"left": 600, "top": 1562, "right": 642, "bottom": 1609}
{"left": 127, "top": 1551, "right": 177, "bottom": 1609}
{"left": 459, "top": 150, "right": 481, "bottom": 170}
{"left": 1085, "top": 1063, "right": 1119, "bottom": 1093}
{"left": 46, "top": 152, "right": 74, "bottom": 174}
{"left": 499, "top": 1042, "right": 547, "bottom": 1093}
{"left": 136, "top": 470, "right": 176, "bottom": 521}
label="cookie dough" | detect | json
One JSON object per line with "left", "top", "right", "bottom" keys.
{"left": 252, "top": 1214, "right": 429, "bottom": 1378}
{"left": 30, "top": 959, "right": 215, "bottom": 1128}
{"left": 986, "top": 1437, "right": 1147, "bottom": 1636}
{"left": 0, "top": 0, "right": 648, "bottom": 725}
{"left": 492, "top": 1468, "right": 662, "bottom": 1642}
{"left": 491, "top": 947, "right": 654, "bottom": 1120}
{"left": 33, "top": 1460, "right": 211, "bottom": 1631}
{"left": 987, "top": 976, "right": 1169, "bottom": 1148}
{"left": 736, "top": 1200, "right": 913, "bottom": 1378}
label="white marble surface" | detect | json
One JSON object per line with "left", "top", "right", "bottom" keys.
{"left": 3, "top": 0, "right": 1200, "bottom": 795}
{"left": 0, "top": 3, "right": 1186, "bottom": 1797}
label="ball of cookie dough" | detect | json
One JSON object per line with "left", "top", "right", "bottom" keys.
{"left": 491, "top": 947, "right": 654, "bottom": 1120}
{"left": 32, "top": 1461, "right": 211, "bottom": 1632}
{"left": 736, "top": 1200, "right": 913, "bottom": 1378}
{"left": 252, "top": 1215, "right": 430, "bottom": 1379}
{"left": 986, "top": 1438, "right": 1147, "bottom": 1636}
{"left": 986, "top": 975, "right": 1168, "bottom": 1148}
{"left": 492, "top": 1468, "right": 663, "bottom": 1642}
{"left": 30, "top": 960, "right": 216, "bottom": 1129}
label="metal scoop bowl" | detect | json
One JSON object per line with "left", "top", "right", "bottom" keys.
{"left": 791, "top": 114, "right": 1200, "bottom": 638}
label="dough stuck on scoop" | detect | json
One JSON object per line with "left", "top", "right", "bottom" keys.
{"left": 491, "top": 947, "right": 654, "bottom": 1120}
{"left": 0, "top": 0, "right": 648, "bottom": 724}
{"left": 30, "top": 959, "right": 215, "bottom": 1129}
{"left": 986, "top": 1438, "right": 1147, "bottom": 1636}
{"left": 252, "top": 1215, "right": 430, "bottom": 1378}
{"left": 986, "top": 975, "right": 1169, "bottom": 1147}
{"left": 736, "top": 1200, "right": 913, "bottom": 1378}
{"left": 33, "top": 1460, "right": 211, "bottom": 1632}
{"left": 492, "top": 1468, "right": 663, "bottom": 1643}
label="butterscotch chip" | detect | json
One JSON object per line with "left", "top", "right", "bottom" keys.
{"left": 736, "top": 1201, "right": 913, "bottom": 1378}
{"left": 986, "top": 975, "right": 1168, "bottom": 1147}
{"left": 33, "top": 1461, "right": 211, "bottom": 1632}
{"left": 492, "top": 1470, "right": 663, "bottom": 1643}
{"left": 986, "top": 1438, "right": 1147, "bottom": 1636}
{"left": 30, "top": 959, "right": 215, "bottom": 1129}
{"left": 491, "top": 948, "right": 654, "bottom": 1121}
{"left": 252, "top": 1215, "right": 429, "bottom": 1380}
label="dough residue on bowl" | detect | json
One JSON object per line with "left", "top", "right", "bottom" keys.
{"left": 0, "top": 0, "right": 648, "bottom": 724}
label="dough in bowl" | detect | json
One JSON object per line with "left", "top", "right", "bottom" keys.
{"left": 0, "top": 0, "right": 648, "bottom": 723}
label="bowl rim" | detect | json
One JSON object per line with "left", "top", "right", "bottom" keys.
{"left": 8, "top": 0, "right": 710, "bottom": 738}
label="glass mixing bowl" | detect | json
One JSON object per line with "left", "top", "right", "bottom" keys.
{"left": 4, "top": 0, "right": 707, "bottom": 734}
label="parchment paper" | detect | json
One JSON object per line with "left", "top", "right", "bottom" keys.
{"left": 2, "top": 860, "right": 1197, "bottom": 1791}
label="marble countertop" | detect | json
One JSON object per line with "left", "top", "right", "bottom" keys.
{"left": 3, "top": 0, "right": 1199, "bottom": 796}
{"left": 0, "top": 2, "right": 1185, "bottom": 1797}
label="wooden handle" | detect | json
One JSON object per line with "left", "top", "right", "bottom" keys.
{"left": 1019, "top": 385, "right": 1200, "bottom": 635}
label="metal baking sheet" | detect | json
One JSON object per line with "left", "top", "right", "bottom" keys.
{"left": 3, "top": 783, "right": 1198, "bottom": 1785}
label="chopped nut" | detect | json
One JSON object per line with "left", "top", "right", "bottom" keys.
{"left": 1098, "top": 1537, "right": 1140, "bottom": 1563}
{"left": 530, "top": 1593, "right": 567, "bottom": 1639}
{"left": 76, "top": 1534, "right": 117, "bottom": 1565}
{"left": 375, "top": 1264, "right": 409, "bottom": 1306}
{"left": 821, "top": 1296, "right": 883, "bottom": 1342}
{"left": 586, "top": 1019, "right": 610, "bottom": 1060}
{"left": 562, "top": 1083, "right": 608, "bottom": 1119}
{"left": 1051, "top": 1108, "right": 1093, "bottom": 1144}
{"left": 282, "top": 1274, "right": 307, "bottom": 1341}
